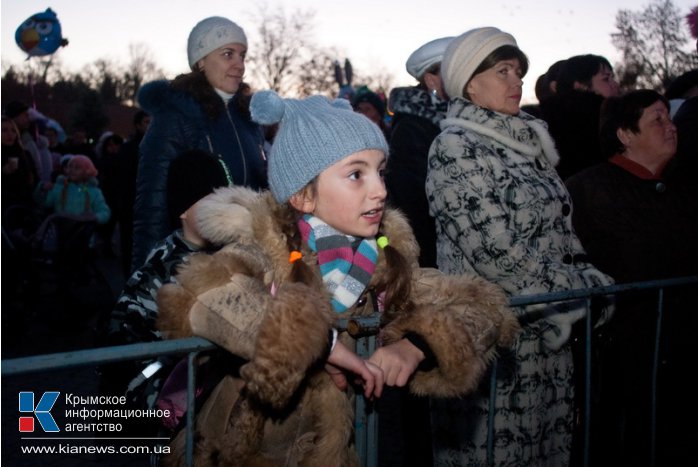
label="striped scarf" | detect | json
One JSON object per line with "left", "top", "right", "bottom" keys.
{"left": 298, "top": 214, "right": 378, "bottom": 313}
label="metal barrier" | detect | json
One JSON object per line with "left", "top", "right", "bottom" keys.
{"left": 3, "top": 276, "right": 696, "bottom": 466}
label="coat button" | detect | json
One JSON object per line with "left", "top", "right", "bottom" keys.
{"left": 563, "top": 253, "right": 573, "bottom": 264}
{"left": 655, "top": 182, "right": 666, "bottom": 193}
{"left": 562, "top": 203, "right": 571, "bottom": 216}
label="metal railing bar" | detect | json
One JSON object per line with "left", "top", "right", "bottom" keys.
{"left": 508, "top": 277, "right": 695, "bottom": 307}
{"left": 649, "top": 287, "right": 665, "bottom": 467}
{"left": 185, "top": 351, "right": 198, "bottom": 467}
{"left": 1, "top": 337, "right": 217, "bottom": 376}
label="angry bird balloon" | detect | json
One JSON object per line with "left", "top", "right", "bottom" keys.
{"left": 15, "top": 8, "right": 68, "bottom": 57}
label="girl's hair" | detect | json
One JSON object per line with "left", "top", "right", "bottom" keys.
{"left": 275, "top": 181, "right": 414, "bottom": 315}
{"left": 171, "top": 70, "right": 253, "bottom": 120}
{"left": 556, "top": 54, "right": 613, "bottom": 95}
{"left": 599, "top": 89, "right": 669, "bottom": 158}
{"left": 469, "top": 45, "right": 529, "bottom": 86}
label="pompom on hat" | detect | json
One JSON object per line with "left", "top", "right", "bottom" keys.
{"left": 405, "top": 36, "right": 454, "bottom": 80}
{"left": 441, "top": 27, "right": 518, "bottom": 99}
{"left": 250, "top": 90, "right": 389, "bottom": 203}
{"left": 187, "top": 16, "right": 247, "bottom": 70}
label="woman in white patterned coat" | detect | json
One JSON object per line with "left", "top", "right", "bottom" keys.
{"left": 426, "top": 27, "right": 613, "bottom": 467}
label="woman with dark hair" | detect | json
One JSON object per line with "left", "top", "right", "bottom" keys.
{"left": 133, "top": 16, "right": 267, "bottom": 270}
{"left": 541, "top": 54, "right": 620, "bottom": 180}
{"left": 426, "top": 27, "right": 613, "bottom": 466}
{"left": 566, "top": 89, "right": 696, "bottom": 467}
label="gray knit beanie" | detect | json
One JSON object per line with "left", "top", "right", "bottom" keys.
{"left": 187, "top": 16, "right": 247, "bottom": 70}
{"left": 441, "top": 27, "right": 518, "bottom": 99}
{"left": 250, "top": 91, "right": 389, "bottom": 203}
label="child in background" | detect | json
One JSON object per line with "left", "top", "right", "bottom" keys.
{"left": 42, "top": 154, "right": 111, "bottom": 224}
{"left": 155, "top": 91, "right": 519, "bottom": 466}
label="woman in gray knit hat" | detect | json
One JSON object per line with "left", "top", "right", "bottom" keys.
{"left": 426, "top": 27, "right": 614, "bottom": 467}
{"left": 132, "top": 16, "right": 267, "bottom": 271}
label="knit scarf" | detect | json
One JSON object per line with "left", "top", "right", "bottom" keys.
{"left": 298, "top": 214, "right": 378, "bottom": 313}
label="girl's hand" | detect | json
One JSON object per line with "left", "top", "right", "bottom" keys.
{"left": 326, "top": 340, "right": 384, "bottom": 399}
{"left": 368, "top": 338, "right": 424, "bottom": 387}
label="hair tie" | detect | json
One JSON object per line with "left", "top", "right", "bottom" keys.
{"left": 289, "top": 250, "right": 303, "bottom": 263}
{"left": 377, "top": 236, "right": 389, "bottom": 249}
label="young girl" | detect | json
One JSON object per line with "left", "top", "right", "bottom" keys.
{"left": 42, "top": 155, "right": 111, "bottom": 224}
{"left": 156, "top": 91, "right": 519, "bottom": 466}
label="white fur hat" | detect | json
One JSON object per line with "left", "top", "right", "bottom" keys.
{"left": 405, "top": 36, "right": 455, "bottom": 80}
{"left": 441, "top": 27, "right": 517, "bottom": 99}
{"left": 187, "top": 16, "right": 247, "bottom": 70}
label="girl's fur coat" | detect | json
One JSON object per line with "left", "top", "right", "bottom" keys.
{"left": 156, "top": 186, "right": 519, "bottom": 466}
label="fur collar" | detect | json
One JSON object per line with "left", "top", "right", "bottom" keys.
{"left": 195, "top": 186, "right": 420, "bottom": 286}
{"left": 137, "top": 79, "right": 206, "bottom": 119}
{"left": 441, "top": 97, "right": 560, "bottom": 167}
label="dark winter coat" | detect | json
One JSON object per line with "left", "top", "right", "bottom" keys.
{"left": 540, "top": 90, "right": 606, "bottom": 181}
{"left": 133, "top": 80, "right": 266, "bottom": 270}
{"left": 386, "top": 86, "right": 446, "bottom": 268}
{"left": 566, "top": 155, "right": 697, "bottom": 467}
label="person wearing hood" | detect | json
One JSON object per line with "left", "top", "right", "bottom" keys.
{"left": 133, "top": 16, "right": 267, "bottom": 271}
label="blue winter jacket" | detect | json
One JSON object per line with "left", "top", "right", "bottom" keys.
{"left": 132, "top": 80, "right": 266, "bottom": 270}
{"left": 44, "top": 176, "right": 111, "bottom": 224}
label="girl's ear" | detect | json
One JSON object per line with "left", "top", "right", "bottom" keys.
{"left": 289, "top": 190, "right": 315, "bottom": 213}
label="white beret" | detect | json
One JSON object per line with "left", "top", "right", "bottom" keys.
{"left": 441, "top": 27, "right": 518, "bottom": 99}
{"left": 405, "top": 36, "right": 455, "bottom": 80}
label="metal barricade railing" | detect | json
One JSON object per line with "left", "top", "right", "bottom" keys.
{"left": 2, "top": 276, "right": 696, "bottom": 467}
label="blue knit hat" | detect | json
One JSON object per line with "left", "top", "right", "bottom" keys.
{"left": 250, "top": 90, "right": 389, "bottom": 203}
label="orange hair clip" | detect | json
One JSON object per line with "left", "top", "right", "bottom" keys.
{"left": 288, "top": 250, "right": 303, "bottom": 263}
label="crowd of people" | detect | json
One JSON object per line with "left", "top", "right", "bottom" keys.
{"left": 2, "top": 14, "right": 697, "bottom": 467}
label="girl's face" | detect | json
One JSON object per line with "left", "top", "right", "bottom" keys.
{"left": 466, "top": 58, "right": 523, "bottom": 115}
{"left": 292, "top": 149, "right": 387, "bottom": 238}
{"left": 197, "top": 43, "right": 246, "bottom": 94}
{"left": 1, "top": 120, "right": 18, "bottom": 146}
{"left": 619, "top": 100, "right": 677, "bottom": 163}
{"left": 66, "top": 160, "right": 88, "bottom": 182}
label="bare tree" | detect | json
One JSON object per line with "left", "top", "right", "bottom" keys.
{"left": 246, "top": 4, "right": 339, "bottom": 97}
{"left": 612, "top": 0, "right": 697, "bottom": 91}
{"left": 121, "top": 43, "right": 164, "bottom": 105}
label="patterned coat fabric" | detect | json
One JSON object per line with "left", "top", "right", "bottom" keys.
{"left": 426, "top": 98, "right": 613, "bottom": 467}
{"left": 154, "top": 186, "right": 519, "bottom": 467}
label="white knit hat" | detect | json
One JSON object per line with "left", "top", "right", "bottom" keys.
{"left": 187, "top": 17, "right": 247, "bottom": 70}
{"left": 441, "top": 27, "right": 518, "bottom": 99}
{"left": 405, "top": 37, "right": 454, "bottom": 80}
